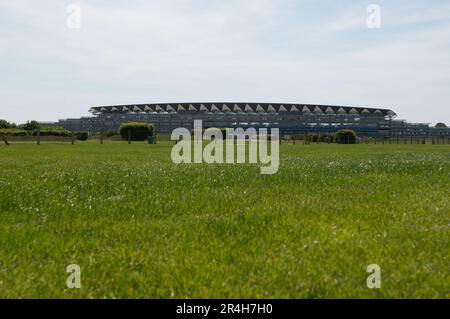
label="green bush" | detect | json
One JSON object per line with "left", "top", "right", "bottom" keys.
{"left": 75, "top": 131, "right": 89, "bottom": 141}
{"left": 310, "top": 134, "right": 319, "bottom": 143}
{"left": 335, "top": 129, "right": 357, "bottom": 144}
{"left": 119, "top": 123, "right": 154, "bottom": 141}
{"left": 319, "top": 133, "right": 335, "bottom": 143}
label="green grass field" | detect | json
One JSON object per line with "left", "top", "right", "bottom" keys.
{"left": 0, "top": 141, "right": 449, "bottom": 298}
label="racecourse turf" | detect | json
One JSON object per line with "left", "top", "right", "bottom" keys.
{"left": 0, "top": 141, "right": 449, "bottom": 298}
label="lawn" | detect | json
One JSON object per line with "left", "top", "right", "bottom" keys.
{"left": 0, "top": 141, "right": 449, "bottom": 298}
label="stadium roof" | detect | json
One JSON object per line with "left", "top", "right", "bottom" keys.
{"left": 89, "top": 103, "right": 397, "bottom": 117}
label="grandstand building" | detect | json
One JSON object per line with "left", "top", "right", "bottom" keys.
{"left": 56, "top": 102, "right": 448, "bottom": 137}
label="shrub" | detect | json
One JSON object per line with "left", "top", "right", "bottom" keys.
{"left": 328, "top": 134, "right": 336, "bottom": 143}
{"left": 75, "top": 131, "right": 89, "bottom": 141}
{"left": 319, "top": 133, "right": 335, "bottom": 143}
{"left": 119, "top": 123, "right": 154, "bottom": 141}
{"left": 310, "top": 134, "right": 319, "bottom": 143}
{"left": 335, "top": 129, "right": 357, "bottom": 144}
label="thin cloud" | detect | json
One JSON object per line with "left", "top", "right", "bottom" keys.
{"left": 0, "top": 0, "right": 449, "bottom": 124}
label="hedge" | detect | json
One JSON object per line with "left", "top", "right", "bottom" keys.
{"left": 119, "top": 123, "right": 154, "bottom": 141}
{"left": 335, "top": 129, "right": 357, "bottom": 144}
{"left": 288, "top": 133, "right": 335, "bottom": 143}
{"left": 0, "top": 128, "right": 88, "bottom": 140}
{"left": 0, "top": 129, "right": 29, "bottom": 137}
{"left": 32, "top": 129, "right": 71, "bottom": 137}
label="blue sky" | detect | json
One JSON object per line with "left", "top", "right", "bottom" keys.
{"left": 1, "top": 0, "right": 450, "bottom": 124}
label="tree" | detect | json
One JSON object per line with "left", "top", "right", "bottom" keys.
{"left": 0, "top": 119, "right": 13, "bottom": 129}
{"left": 1, "top": 134, "right": 9, "bottom": 145}
{"left": 19, "top": 120, "right": 41, "bottom": 131}
{"left": 435, "top": 122, "right": 447, "bottom": 128}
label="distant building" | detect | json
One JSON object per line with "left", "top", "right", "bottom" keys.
{"left": 55, "top": 102, "right": 449, "bottom": 137}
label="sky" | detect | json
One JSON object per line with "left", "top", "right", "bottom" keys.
{"left": 1, "top": 0, "right": 449, "bottom": 125}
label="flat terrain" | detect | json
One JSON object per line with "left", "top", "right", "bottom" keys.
{"left": 0, "top": 141, "right": 449, "bottom": 298}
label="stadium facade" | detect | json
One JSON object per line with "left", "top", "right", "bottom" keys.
{"left": 55, "top": 102, "right": 449, "bottom": 137}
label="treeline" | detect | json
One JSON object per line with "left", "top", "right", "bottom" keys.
{"left": 0, "top": 120, "right": 41, "bottom": 130}
{"left": 0, "top": 120, "right": 89, "bottom": 141}
{"left": 0, "top": 128, "right": 89, "bottom": 141}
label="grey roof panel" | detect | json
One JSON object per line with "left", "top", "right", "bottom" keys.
{"left": 89, "top": 103, "right": 396, "bottom": 117}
